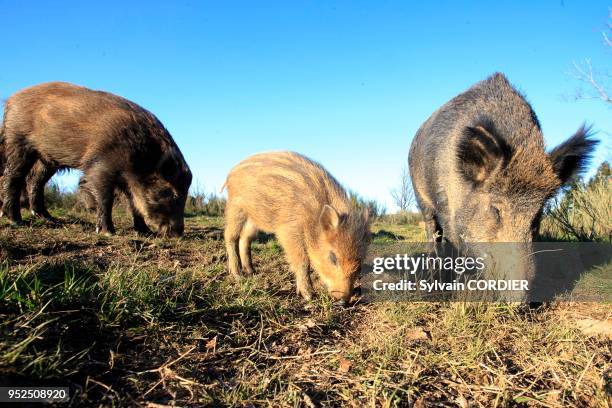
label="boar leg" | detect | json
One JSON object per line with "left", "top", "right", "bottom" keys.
{"left": 28, "top": 162, "right": 58, "bottom": 221}
{"left": 224, "top": 206, "right": 247, "bottom": 278}
{"left": 1, "top": 148, "right": 36, "bottom": 224}
{"left": 422, "top": 208, "right": 443, "bottom": 256}
{"left": 239, "top": 219, "right": 258, "bottom": 275}
{"left": 118, "top": 183, "right": 152, "bottom": 235}
{"left": 128, "top": 198, "right": 152, "bottom": 235}
{"left": 277, "top": 230, "right": 314, "bottom": 301}
{"left": 423, "top": 208, "right": 443, "bottom": 242}
{"left": 86, "top": 167, "right": 116, "bottom": 235}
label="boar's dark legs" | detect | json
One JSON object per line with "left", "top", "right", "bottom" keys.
{"left": 95, "top": 190, "right": 115, "bottom": 235}
{"left": 225, "top": 206, "right": 247, "bottom": 278}
{"left": 239, "top": 219, "right": 258, "bottom": 275}
{"left": 276, "top": 229, "right": 314, "bottom": 301}
{"left": 28, "top": 162, "right": 58, "bottom": 221}
{"left": 117, "top": 182, "right": 152, "bottom": 235}
{"left": 128, "top": 199, "right": 152, "bottom": 235}
{"left": 423, "top": 208, "right": 443, "bottom": 243}
{"left": 86, "top": 165, "right": 117, "bottom": 235}
{"left": 1, "top": 146, "right": 37, "bottom": 224}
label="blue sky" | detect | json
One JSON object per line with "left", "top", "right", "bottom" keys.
{"left": 1, "top": 1, "right": 610, "bottom": 211}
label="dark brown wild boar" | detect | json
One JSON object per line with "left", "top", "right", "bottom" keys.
{"left": 224, "top": 151, "right": 371, "bottom": 304}
{"left": 409, "top": 73, "right": 598, "bottom": 293}
{"left": 0, "top": 82, "right": 192, "bottom": 236}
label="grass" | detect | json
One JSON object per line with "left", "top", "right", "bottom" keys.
{"left": 0, "top": 199, "right": 610, "bottom": 406}
{"left": 540, "top": 163, "right": 611, "bottom": 243}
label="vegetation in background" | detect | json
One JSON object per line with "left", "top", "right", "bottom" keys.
{"left": 390, "top": 164, "right": 415, "bottom": 213}
{"left": 349, "top": 190, "right": 386, "bottom": 219}
{"left": 379, "top": 211, "right": 422, "bottom": 226}
{"left": 541, "top": 161, "right": 611, "bottom": 242}
{"left": 567, "top": 10, "right": 611, "bottom": 105}
{"left": 44, "top": 182, "right": 79, "bottom": 211}
{"left": 184, "top": 184, "right": 226, "bottom": 217}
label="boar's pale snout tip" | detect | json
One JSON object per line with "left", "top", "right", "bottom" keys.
{"left": 157, "top": 223, "right": 184, "bottom": 238}
{"left": 330, "top": 290, "right": 352, "bottom": 307}
{"left": 334, "top": 299, "right": 348, "bottom": 308}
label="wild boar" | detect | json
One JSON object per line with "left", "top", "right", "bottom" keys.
{"left": 224, "top": 151, "right": 371, "bottom": 304}
{"left": 409, "top": 73, "right": 597, "bottom": 288}
{"left": 0, "top": 82, "right": 192, "bottom": 236}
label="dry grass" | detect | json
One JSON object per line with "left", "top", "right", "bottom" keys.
{"left": 541, "top": 169, "right": 611, "bottom": 242}
{"left": 0, "top": 208, "right": 610, "bottom": 407}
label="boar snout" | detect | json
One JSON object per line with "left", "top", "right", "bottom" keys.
{"left": 157, "top": 218, "right": 184, "bottom": 237}
{"left": 325, "top": 276, "right": 355, "bottom": 306}
{"left": 478, "top": 242, "right": 535, "bottom": 301}
{"left": 330, "top": 288, "right": 352, "bottom": 304}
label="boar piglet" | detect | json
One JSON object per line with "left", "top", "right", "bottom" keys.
{"left": 224, "top": 151, "right": 371, "bottom": 304}
{"left": 0, "top": 82, "right": 192, "bottom": 236}
{"left": 409, "top": 73, "right": 598, "bottom": 296}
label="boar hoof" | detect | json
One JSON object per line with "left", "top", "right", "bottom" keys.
{"left": 96, "top": 226, "right": 115, "bottom": 236}
{"left": 135, "top": 227, "right": 153, "bottom": 236}
{"left": 31, "top": 210, "right": 57, "bottom": 223}
{"left": 297, "top": 286, "right": 313, "bottom": 301}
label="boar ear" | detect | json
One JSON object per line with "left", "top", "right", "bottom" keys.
{"left": 457, "top": 124, "right": 510, "bottom": 186}
{"left": 549, "top": 124, "right": 598, "bottom": 184}
{"left": 320, "top": 204, "right": 340, "bottom": 232}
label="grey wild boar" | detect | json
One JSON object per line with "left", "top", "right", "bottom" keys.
{"left": 1, "top": 82, "right": 192, "bottom": 236}
{"left": 409, "top": 73, "right": 597, "bottom": 290}
{"left": 224, "top": 151, "right": 371, "bottom": 304}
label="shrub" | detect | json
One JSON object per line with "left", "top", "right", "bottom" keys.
{"left": 44, "top": 181, "right": 78, "bottom": 210}
{"left": 348, "top": 190, "right": 386, "bottom": 219}
{"left": 380, "top": 210, "right": 422, "bottom": 225}
{"left": 541, "top": 162, "right": 611, "bottom": 242}
{"left": 185, "top": 185, "right": 226, "bottom": 217}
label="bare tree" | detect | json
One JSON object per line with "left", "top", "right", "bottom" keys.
{"left": 390, "top": 165, "right": 415, "bottom": 212}
{"left": 569, "top": 10, "right": 611, "bottom": 105}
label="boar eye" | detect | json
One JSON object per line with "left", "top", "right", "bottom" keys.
{"left": 159, "top": 188, "right": 176, "bottom": 199}
{"left": 329, "top": 251, "right": 338, "bottom": 265}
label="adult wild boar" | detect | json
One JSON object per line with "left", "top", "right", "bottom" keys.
{"left": 224, "top": 151, "right": 371, "bottom": 304}
{"left": 1, "top": 82, "right": 192, "bottom": 236}
{"left": 409, "top": 73, "right": 597, "bottom": 288}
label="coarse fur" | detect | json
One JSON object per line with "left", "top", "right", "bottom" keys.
{"left": 0, "top": 82, "right": 192, "bottom": 236}
{"left": 224, "top": 151, "right": 371, "bottom": 303}
{"left": 0, "top": 131, "right": 34, "bottom": 211}
{"left": 409, "top": 73, "right": 598, "bottom": 288}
